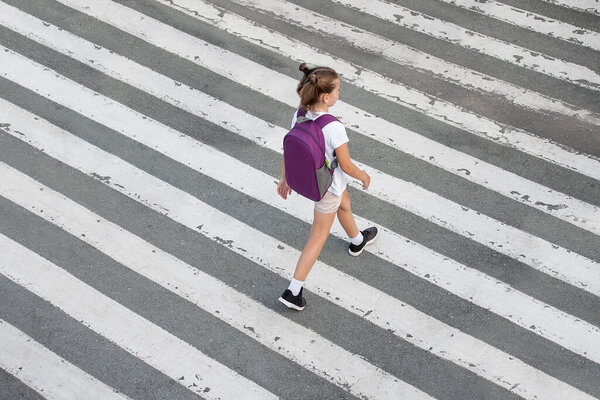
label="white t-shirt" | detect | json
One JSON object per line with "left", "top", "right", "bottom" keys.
{"left": 291, "top": 109, "right": 349, "bottom": 196}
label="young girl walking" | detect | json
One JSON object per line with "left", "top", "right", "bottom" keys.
{"left": 277, "top": 63, "right": 378, "bottom": 311}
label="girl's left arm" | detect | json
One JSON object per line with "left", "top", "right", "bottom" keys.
{"left": 335, "top": 143, "right": 370, "bottom": 190}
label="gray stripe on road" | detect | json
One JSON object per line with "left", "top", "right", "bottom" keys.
{"left": 0, "top": 367, "right": 45, "bottom": 400}
{"left": 498, "top": 0, "right": 600, "bottom": 31}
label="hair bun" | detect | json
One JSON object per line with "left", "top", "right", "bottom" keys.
{"left": 299, "top": 63, "right": 309, "bottom": 73}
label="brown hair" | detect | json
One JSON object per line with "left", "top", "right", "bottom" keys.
{"left": 296, "top": 63, "right": 339, "bottom": 112}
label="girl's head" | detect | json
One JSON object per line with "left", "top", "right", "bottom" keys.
{"left": 297, "top": 63, "right": 340, "bottom": 112}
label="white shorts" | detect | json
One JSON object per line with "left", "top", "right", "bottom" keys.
{"left": 314, "top": 191, "right": 342, "bottom": 214}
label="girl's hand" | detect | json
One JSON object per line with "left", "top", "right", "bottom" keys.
{"left": 361, "top": 170, "right": 370, "bottom": 190}
{"left": 277, "top": 180, "right": 292, "bottom": 199}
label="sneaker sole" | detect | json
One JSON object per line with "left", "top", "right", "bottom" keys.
{"left": 348, "top": 230, "right": 379, "bottom": 257}
{"left": 278, "top": 296, "right": 305, "bottom": 311}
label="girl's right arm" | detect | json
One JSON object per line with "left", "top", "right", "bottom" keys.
{"left": 334, "top": 143, "right": 370, "bottom": 189}
{"left": 277, "top": 154, "right": 293, "bottom": 199}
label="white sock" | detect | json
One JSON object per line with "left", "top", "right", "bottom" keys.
{"left": 288, "top": 278, "right": 304, "bottom": 296}
{"left": 350, "top": 232, "right": 364, "bottom": 246}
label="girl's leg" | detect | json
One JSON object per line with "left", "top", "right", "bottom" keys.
{"left": 292, "top": 209, "right": 337, "bottom": 281}
{"left": 337, "top": 190, "right": 359, "bottom": 238}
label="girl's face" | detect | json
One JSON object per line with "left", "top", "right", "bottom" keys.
{"left": 326, "top": 79, "right": 340, "bottom": 107}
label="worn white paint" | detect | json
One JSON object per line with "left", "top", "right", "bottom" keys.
{"left": 163, "top": 0, "right": 600, "bottom": 126}
{"left": 0, "top": 319, "right": 132, "bottom": 400}
{"left": 330, "top": 0, "right": 600, "bottom": 87}
{"left": 221, "top": 0, "right": 600, "bottom": 94}
{"left": 163, "top": 0, "right": 600, "bottom": 151}
{"left": 438, "top": 0, "right": 600, "bottom": 51}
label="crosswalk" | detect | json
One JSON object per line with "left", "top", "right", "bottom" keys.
{"left": 0, "top": 0, "right": 598, "bottom": 399}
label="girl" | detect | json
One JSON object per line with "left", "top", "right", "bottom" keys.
{"left": 277, "top": 63, "right": 378, "bottom": 311}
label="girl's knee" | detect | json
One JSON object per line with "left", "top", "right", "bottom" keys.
{"left": 308, "top": 226, "right": 331, "bottom": 245}
{"left": 339, "top": 191, "right": 351, "bottom": 212}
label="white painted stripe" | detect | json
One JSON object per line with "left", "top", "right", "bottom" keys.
{"left": 1, "top": 106, "right": 596, "bottom": 400}
{"left": 0, "top": 319, "right": 131, "bottom": 400}
{"left": 0, "top": 235, "right": 277, "bottom": 400}
{"left": 29, "top": 0, "right": 600, "bottom": 238}
{"left": 7, "top": 12, "right": 596, "bottom": 296}
{"left": 0, "top": 13, "right": 600, "bottom": 241}
{"left": 0, "top": 168, "right": 428, "bottom": 400}
{"left": 330, "top": 0, "right": 600, "bottom": 89}
{"left": 437, "top": 0, "right": 600, "bottom": 51}
{"left": 539, "top": 0, "right": 600, "bottom": 15}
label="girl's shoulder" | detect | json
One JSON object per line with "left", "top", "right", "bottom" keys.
{"left": 322, "top": 119, "right": 346, "bottom": 134}
{"left": 321, "top": 117, "right": 348, "bottom": 145}
{"left": 292, "top": 109, "right": 346, "bottom": 133}
{"left": 319, "top": 112, "right": 344, "bottom": 128}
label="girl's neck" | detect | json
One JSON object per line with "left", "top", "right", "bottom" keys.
{"left": 310, "top": 104, "right": 328, "bottom": 114}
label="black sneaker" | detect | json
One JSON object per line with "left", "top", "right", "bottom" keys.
{"left": 348, "top": 227, "right": 378, "bottom": 256}
{"left": 278, "top": 288, "right": 306, "bottom": 311}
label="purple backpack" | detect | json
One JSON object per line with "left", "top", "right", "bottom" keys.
{"left": 283, "top": 108, "right": 339, "bottom": 201}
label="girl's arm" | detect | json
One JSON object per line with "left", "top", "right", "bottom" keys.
{"left": 277, "top": 154, "right": 293, "bottom": 199}
{"left": 334, "top": 143, "right": 370, "bottom": 189}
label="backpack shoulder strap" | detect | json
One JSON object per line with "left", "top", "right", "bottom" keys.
{"left": 314, "top": 114, "right": 339, "bottom": 130}
{"left": 296, "top": 109, "right": 338, "bottom": 128}
{"left": 314, "top": 114, "right": 341, "bottom": 169}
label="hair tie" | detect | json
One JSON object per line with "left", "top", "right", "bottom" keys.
{"left": 307, "top": 68, "right": 326, "bottom": 78}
